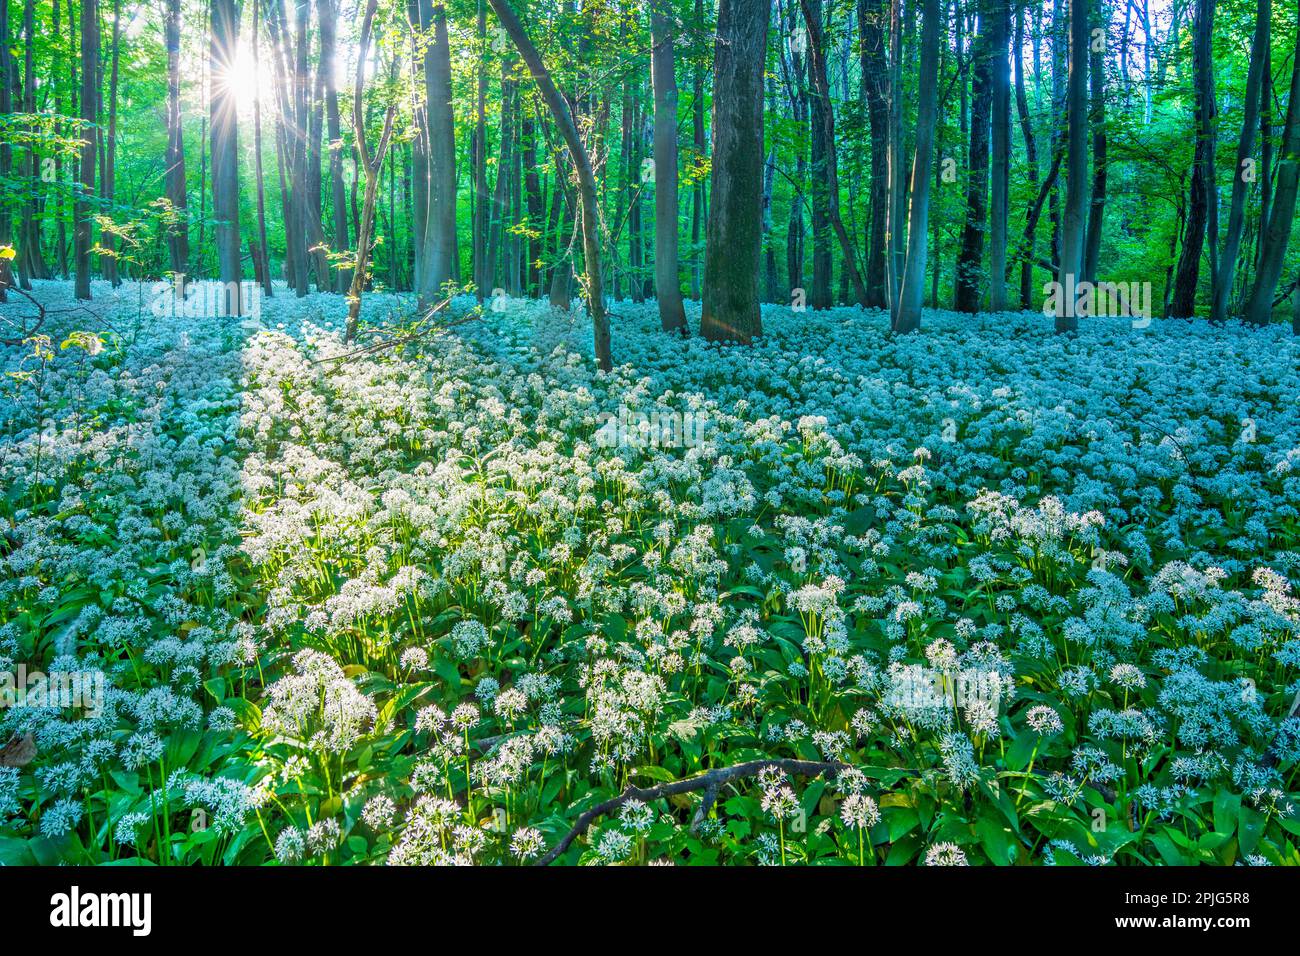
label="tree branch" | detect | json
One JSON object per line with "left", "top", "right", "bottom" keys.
{"left": 534, "top": 758, "right": 847, "bottom": 866}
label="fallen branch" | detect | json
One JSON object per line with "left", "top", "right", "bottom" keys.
{"left": 534, "top": 758, "right": 847, "bottom": 866}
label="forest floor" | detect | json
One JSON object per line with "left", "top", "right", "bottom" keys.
{"left": 1, "top": 279, "right": 1299, "bottom": 865}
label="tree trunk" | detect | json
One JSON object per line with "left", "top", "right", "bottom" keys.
{"left": 988, "top": 0, "right": 1010, "bottom": 311}
{"left": 954, "top": 0, "right": 993, "bottom": 313}
{"left": 73, "top": 0, "right": 97, "bottom": 300}
{"left": 210, "top": 0, "right": 242, "bottom": 314}
{"left": 345, "top": 0, "right": 401, "bottom": 341}
{"left": 163, "top": 0, "right": 189, "bottom": 279}
{"left": 650, "top": 0, "right": 687, "bottom": 333}
{"left": 414, "top": 0, "right": 458, "bottom": 306}
{"left": 1057, "top": 0, "right": 1089, "bottom": 331}
{"left": 487, "top": 0, "right": 611, "bottom": 370}
{"left": 322, "top": 0, "right": 351, "bottom": 292}
{"left": 893, "top": 0, "right": 941, "bottom": 333}
{"left": 859, "top": 0, "right": 889, "bottom": 308}
{"left": 1213, "top": 0, "right": 1269, "bottom": 323}
{"left": 0, "top": 0, "right": 13, "bottom": 300}
{"left": 1169, "top": 0, "right": 1216, "bottom": 318}
{"left": 101, "top": 0, "right": 121, "bottom": 286}
{"left": 1014, "top": 4, "right": 1039, "bottom": 308}
{"left": 800, "top": 0, "right": 869, "bottom": 307}
{"left": 1244, "top": 6, "right": 1300, "bottom": 327}
{"left": 19, "top": 0, "right": 48, "bottom": 285}
{"left": 1083, "top": 0, "right": 1106, "bottom": 284}
{"left": 253, "top": 0, "right": 273, "bottom": 295}
{"left": 699, "top": 0, "right": 771, "bottom": 344}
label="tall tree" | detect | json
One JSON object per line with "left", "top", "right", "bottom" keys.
{"left": 487, "top": 0, "right": 612, "bottom": 370}
{"left": 988, "top": 0, "right": 1010, "bottom": 312}
{"left": 1083, "top": 0, "right": 1106, "bottom": 284}
{"left": 1214, "top": 0, "right": 1269, "bottom": 323}
{"left": 799, "top": 0, "right": 869, "bottom": 306}
{"left": 210, "top": 0, "right": 243, "bottom": 313}
{"left": 414, "top": 0, "right": 459, "bottom": 306}
{"left": 345, "top": 0, "right": 402, "bottom": 341}
{"left": 164, "top": 0, "right": 189, "bottom": 279}
{"left": 73, "top": 0, "right": 98, "bottom": 300}
{"left": 650, "top": 0, "right": 687, "bottom": 334}
{"left": 699, "top": 0, "right": 771, "bottom": 344}
{"left": 893, "top": 0, "right": 942, "bottom": 333}
{"left": 322, "top": 0, "right": 351, "bottom": 292}
{"left": 859, "top": 0, "right": 890, "bottom": 308}
{"left": 1244, "top": 5, "right": 1300, "bottom": 327}
{"left": 1057, "top": 0, "right": 1089, "bottom": 332}
{"left": 0, "top": 0, "right": 14, "bottom": 300}
{"left": 101, "top": 0, "right": 122, "bottom": 286}
{"left": 1169, "top": 0, "right": 1216, "bottom": 318}
{"left": 954, "top": 0, "right": 993, "bottom": 313}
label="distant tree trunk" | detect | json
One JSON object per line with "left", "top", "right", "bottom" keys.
{"left": 1014, "top": 4, "right": 1039, "bottom": 308}
{"left": 699, "top": 0, "right": 770, "bottom": 344}
{"left": 1083, "top": 0, "right": 1106, "bottom": 284}
{"left": 800, "top": 0, "right": 869, "bottom": 307}
{"left": 1244, "top": 7, "right": 1300, "bottom": 327}
{"left": 415, "top": 0, "right": 458, "bottom": 306}
{"left": 1057, "top": 0, "right": 1089, "bottom": 331}
{"left": 1169, "top": 0, "right": 1216, "bottom": 318}
{"left": 487, "top": 0, "right": 611, "bottom": 369}
{"left": 650, "top": 0, "right": 687, "bottom": 334}
{"left": 322, "top": 0, "right": 351, "bottom": 292}
{"left": 892, "top": 0, "right": 941, "bottom": 333}
{"left": 164, "top": 0, "right": 189, "bottom": 278}
{"left": 859, "top": 0, "right": 889, "bottom": 308}
{"left": 210, "top": 0, "right": 242, "bottom": 313}
{"left": 73, "top": 0, "right": 97, "bottom": 300}
{"left": 988, "top": 0, "right": 1010, "bottom": 311}
{"left": 954, "top": 0, "right": 992, "bottom": 313}
{"left": 1213, "top": 0, "right": 1268, "bottom": 323}
{"left": 345, "top": 0, "right": 401, "bottom": 341}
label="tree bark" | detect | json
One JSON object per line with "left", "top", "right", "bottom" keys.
{"left": 699, "top": 0, "right": 771, "bottom": 344}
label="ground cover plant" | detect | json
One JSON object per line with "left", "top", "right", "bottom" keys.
{"left": 2, "top": 279, "right": 1299, "bottom": 866}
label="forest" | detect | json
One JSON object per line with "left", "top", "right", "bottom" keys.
{"left": 0, "top": 0, "right": 1299, "bottom": 870}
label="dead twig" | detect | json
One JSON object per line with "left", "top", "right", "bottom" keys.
{"left": 534, "top": 758, "right": 847, "bottom": 866}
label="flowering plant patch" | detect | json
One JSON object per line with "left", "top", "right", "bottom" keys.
{"left": 2, "top": 280, "right": 1299, "bottom": 865}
